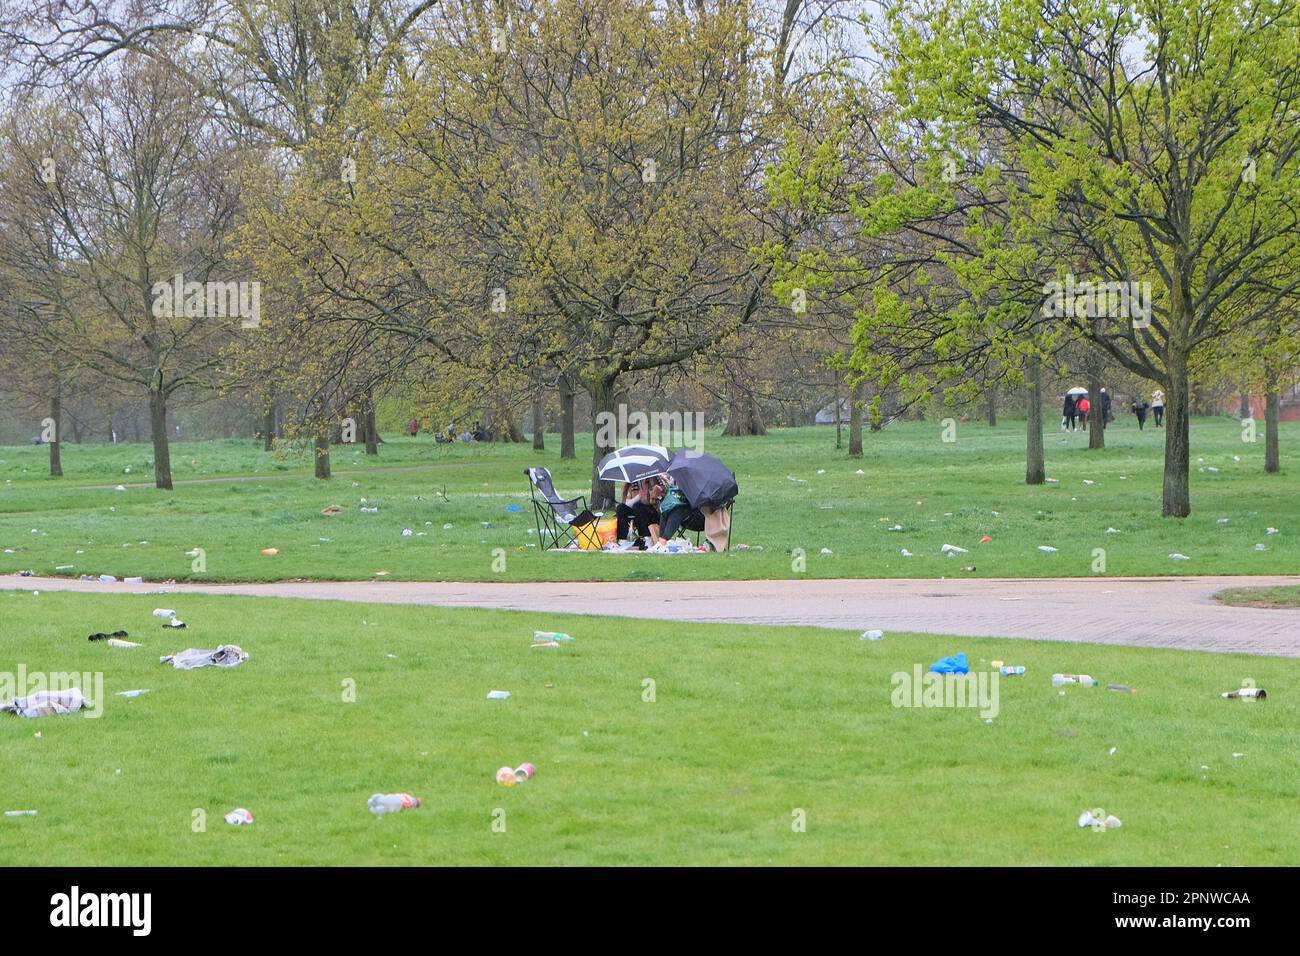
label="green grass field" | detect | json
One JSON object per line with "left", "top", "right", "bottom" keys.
{"left": 1, "top": 417, "right": 1295, "bottom": 583}
{"left": 1, "top": 589, "right": 1296, "bottom": 866}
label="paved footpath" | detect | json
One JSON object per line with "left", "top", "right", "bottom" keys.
{"left": 12, "top": 574, "right": 1300, "bottom": 657}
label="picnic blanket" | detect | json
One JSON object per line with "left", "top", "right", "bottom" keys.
{"left": 1, "top": 688, "right": 90, "bottom": 718}
{"left": 160, "top": 645, "right": 250, "bottom": 670}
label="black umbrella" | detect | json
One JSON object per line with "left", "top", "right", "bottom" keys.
{"left": 597, "top": 444, "right": 672, "bottom": 483}
{"left": 666, "top": 450, "right": 738, "bottom": 509}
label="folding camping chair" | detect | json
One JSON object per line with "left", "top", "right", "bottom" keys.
{"left": 524, "top": 467, "right": 595, "bottom": 550}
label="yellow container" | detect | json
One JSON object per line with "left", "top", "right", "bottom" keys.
{"left": 575, "top": 516, "right": 617, "bottom": 550}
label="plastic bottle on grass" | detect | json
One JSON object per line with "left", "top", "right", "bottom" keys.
{"left": 533, "top": 631, "right": 574, "bottom": 642}
{"left": 368, "top": 793, "right": 421, "bottom": 814}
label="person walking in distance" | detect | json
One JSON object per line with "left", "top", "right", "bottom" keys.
{"left": 1151, "top": 389, "right": 1165, "bottom": 427}
{"left": 1131, "top": 397, "right": 1150, "bottom": 431}
{"left": 1077, "top": 395, "right": 1091, "bottom": 431}
{"left": 1062, "top": 393, "right": 1077, "bottom": 431}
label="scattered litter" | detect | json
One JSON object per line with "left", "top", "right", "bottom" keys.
{"left": 1266, "top": 527, "right": 1279, "bottom": 535}
{"left": 506, "top": 504, "right": 521, "bottom": 513}
{"left": 855, "top": 469, "right": 865, "bottom": 475}
{"left": 929, "top": 652, "right": 969, "bottom": 675}
{"left": 163, "top": 620, "right": 186, "bottom": 629}
{"left": 1109, "top": 747, "right": 1118, "bottom": 756}
{"left": 1082, "top": 479, "right": 1094, "bottom": 485}
{"left": 1216, "top": 518, "right": 1230, "bottom": 525}
{"left": 1044, "top": 477, "right": 1058, "bottom": 484}
{"left": 224, "top": 808, "right": 254, "bottom": 826}
{"left": 106, "top": 638, "right": 140, "bottom": 648}
{"left": 114, "top": 485, "right": 126, "bottom": 491}
{"left": 55, "top": 565, "right": 73, "bottom": 572}
{"left": 1168, "top": 553, "right": 1190, "bottom": 561}
{"left": 1038, "top": 545, "right": 1058, "bottom": 553}
{"left": 321, "top": 505, "right": 342, "bottom": 516}
{"left": 940, "top": 544, "right": 968, "bottom": 554}
{"left": 786, "top": 476, "right": 807, "bottom": 483}
{"left": 160, "top": 645, "right": 249, "bottom": 669}
{"left": 443, "top": 523, "right": 454, "bottom": 529}
{"left": 486, "top": 690, "right": 511, "bottom": 700}
{"left": 1207, "top": 467, "right": 1219, "bottom": 473}
{"left": 260, "top": 548, "right": 279, "bottom": 556}
{"left": 401, "top": 529, "right": 413, "bottom": 537}
{"left": 990, "top": 511, "right": 1000, "bottom": 516}
{"left": 1254, "top": 543, "right": 1266, "bottom": 551}
{"left": 368, "top": 793, "right": 421, "bottom": 814}
{"left": 533, "top": 631, "right": 574, "bottom": 643}
{"left": 959, "top": 565, "right": 976, "bottom": 572}
{"left": 1106, "top": 684, "right": 1136, "bottom": 695}
{"left": 979, "top": 535, "right": 992, "bottom": 543}
{"left": 360, "top": 507, "right": 379, "bottom": 514}
{"left": 1220, "top": 687, "right": 1266, "bottom": 700}
{"left": 1105, "top": 527, "right": 1120, "bottom": 534}
{"left": 117, "top": 690, "right": 149, "bottom": 698}
{"left": 496, "top": 767, "right": 519, "bottom": 787}
{"left": 1, "top": 688, "right": 90, "bottom": 718}
{"left": 98, "top": 575, "right": 117, "bottom": 583}
{"left": 88, "top": 630, "right": 130, "bottom": 642}
{"left": 1232, "top": 752, "right": 1244, "bottom": 758}
{"left": 1053, "top": 674, "right": 1098, "bottom": 687}
{"left": 124, "top": 577, "right": 143, "bottom": 584}
{"left": 887, "top": 524, "right": 904, "bottom": 532}
{"left": 860, "top": 630, "right": 884, "bottom": 641}
{"left": 819, "top": 548, "right": 833, "bottom": 556}
{"left": 999, "top": 665, "right": 1025, "bottom": 676}
{"left": 899, "top": 549, "right": 913, "bottom": 557}
{"left": 1077, "top": 809, "right": 1122, "bottom": 830}
{"left": 4, "top": 810, "right": 37, "bottom": 817}
{"left": 817, "top": 469, "right": 826, "bottom": 475}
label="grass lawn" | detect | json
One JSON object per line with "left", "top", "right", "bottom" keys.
{"left": 1, "top": 589, "right": 1297, "bottom": 866}
{"left": 1216, "top": 586, "right": 1300, "bottom": 609}
{"left": 1, "top": 417, "right": 1296, "bottom": 584}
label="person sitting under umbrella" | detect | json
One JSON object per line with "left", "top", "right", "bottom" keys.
{"left": 658, "top": 478, "right": 705, "bottom": 543}
{"left": 616, "top": 479, "right": 664, "bottom": 548}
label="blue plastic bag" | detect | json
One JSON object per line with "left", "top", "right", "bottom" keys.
{"left": 929, "top": 652, "right": 969, "bottom": 675}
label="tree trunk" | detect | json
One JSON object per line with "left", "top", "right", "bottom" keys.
{"left": 314, "top": 426, "right": 332, "bottom": 479}
{"left": 848, "top": 381, "right": 864, "bottom": 457}
{"left": 723, "top": 381, "right": 766, "bottom": 435}
{"left": 1265, "top": 390, "right": 1280, "bottom": 474}
{"left": 1239, "top": 393, "right": 1252, "bottom": 419}
{"left": 263, "top": 401, "right": 276, "bottom": 451}
{"left": 986, "top": 381, "right": 997, "bottom": 426}
{"left": 364, "top": 394, "right": 379, "bottom": 455}
{"left": 560, "top": 376, "right": 576, "bottom": 460}
{"left": 835, "top": 388, "right": 843, "bottom": 449}
{"left": 1161, "top": 355, "right": 1191, "bottom": 517}
{"left": 149, "top": 388, "right": 174, "bottom": 490}
{"left": 1025, "top": 355, "right": 1044, "bottom": 484}
{"left": 531, "top": 390, "right": 545, "bottom": 451}
{"left": 587, "top": 373, "right": 619, "bottom": 508}
{"left": 49, "top": 387, "right": 63, "bottom": 477}
{"left": 1088, "top": 374, "right": 1105, "bottom": 450}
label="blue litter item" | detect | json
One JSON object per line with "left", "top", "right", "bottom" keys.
{"left": 505, "top": 504, "right": 521, "bottom": 513}
{"left": 929, "top": 652, "right": 969, "bottom": 675}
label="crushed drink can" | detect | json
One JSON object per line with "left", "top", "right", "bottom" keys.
{"left": 224, "top": 808, "right": 254, "bottom": 825}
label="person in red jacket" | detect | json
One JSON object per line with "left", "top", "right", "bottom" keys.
{"left": 1077, "top": 396, "right": 1091, "bottom": 430}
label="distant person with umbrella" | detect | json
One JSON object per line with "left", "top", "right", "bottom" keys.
{"left": 1062, "top": 393, "right": 1077, "bottom": 431}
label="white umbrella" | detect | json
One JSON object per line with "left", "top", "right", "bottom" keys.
{"left": 1065, "top": 386, "right": 1089, "bottom": 396}
{"left": 597, "top": 444, "right": 671, "bottom": 483}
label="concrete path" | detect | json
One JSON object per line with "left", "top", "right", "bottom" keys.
{"left": 11, "top": 574, "right": 1300, "bottom": 657}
